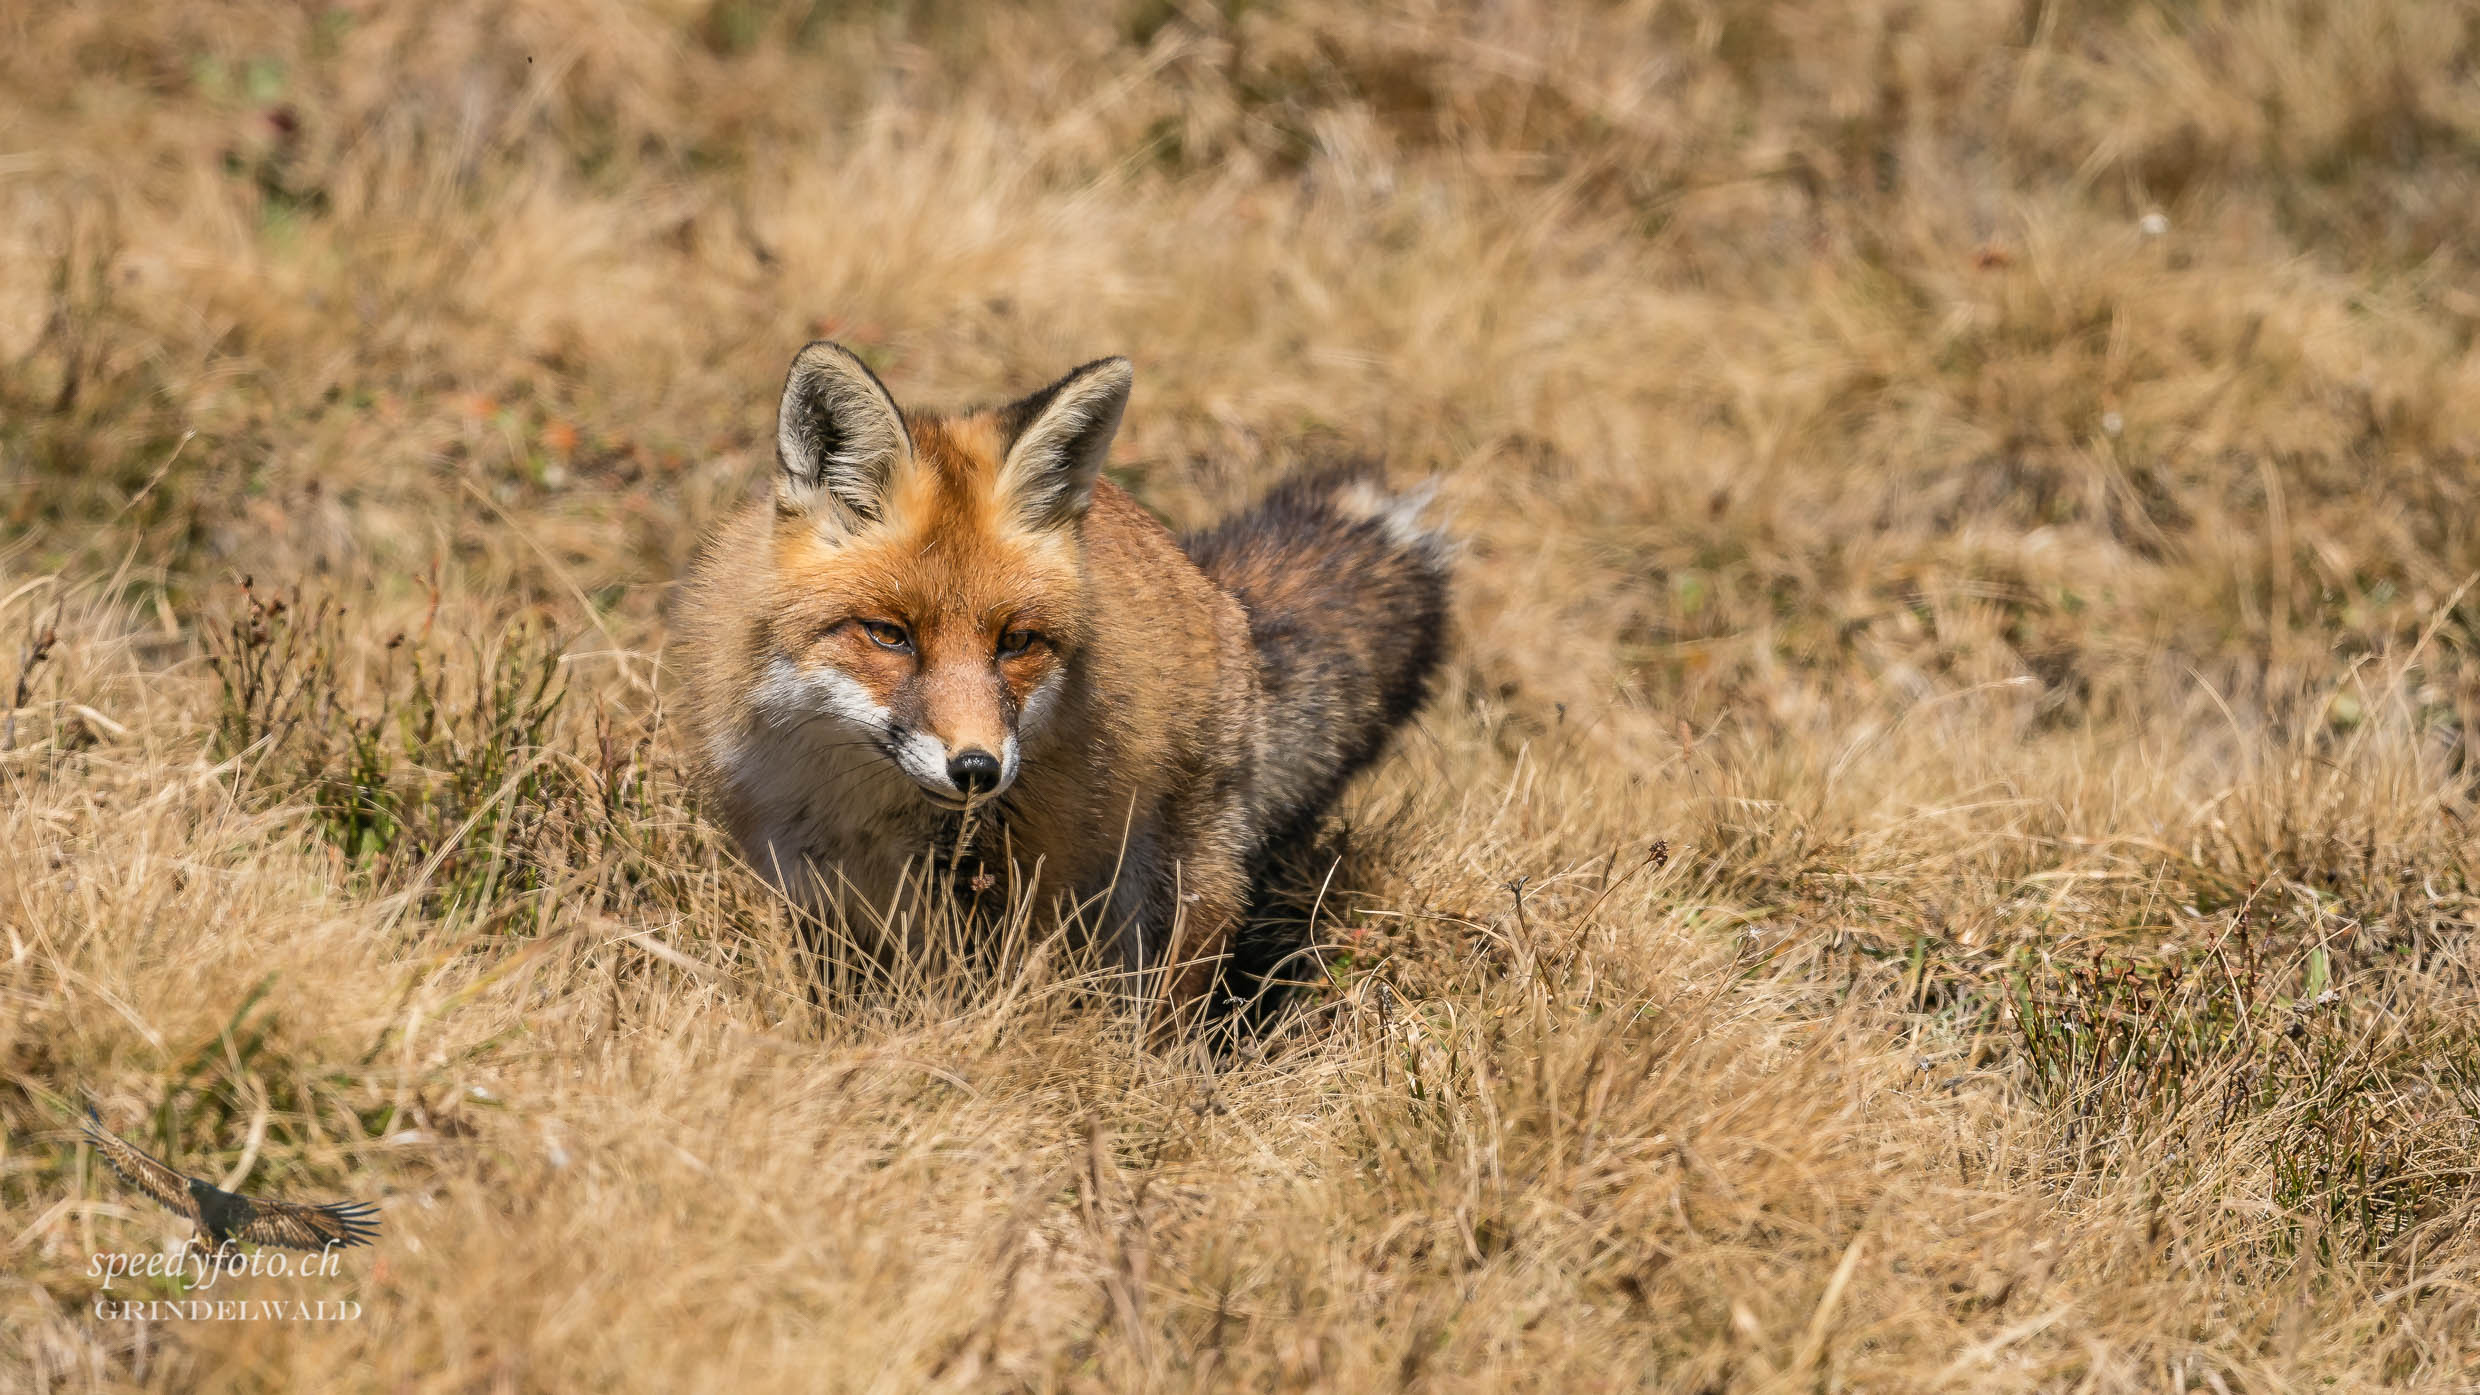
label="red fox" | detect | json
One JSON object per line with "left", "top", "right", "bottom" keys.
{"left": 674, "top": 342, "right": 1448, "bottom": 1023}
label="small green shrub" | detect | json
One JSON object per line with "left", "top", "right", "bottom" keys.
{"left": 203, "top": 579, "right": 669, "bottom": 935}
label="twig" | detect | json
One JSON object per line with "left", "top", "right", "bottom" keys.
{"left": 3, "top": 602, "right": 61, "bottom": 751}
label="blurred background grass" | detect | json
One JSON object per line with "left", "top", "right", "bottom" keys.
{"left": 5, "top": 2, "right": 2480, "bottom": 1389}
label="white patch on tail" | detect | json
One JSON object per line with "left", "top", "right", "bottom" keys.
{"left": 1331, "top": 477, "right": 1451, "bottom": 559}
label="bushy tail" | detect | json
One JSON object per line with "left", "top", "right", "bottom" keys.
{"left": 1183, "top": 464, "right": 1451, "bottom": 849}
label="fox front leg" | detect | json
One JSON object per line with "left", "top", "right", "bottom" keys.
{"left": 1148, "top": 862, "right": 1248, "bottom": 1044}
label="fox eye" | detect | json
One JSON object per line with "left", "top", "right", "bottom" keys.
{"left": 996, "top": 628, "right": 1041, "bottom": 658}
{"left": 859, "top": 620, "right": 912, "bottom": 652}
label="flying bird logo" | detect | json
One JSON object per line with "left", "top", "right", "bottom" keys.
{"left": 84, "top": 1108, "right": 380, "bottom": 1255}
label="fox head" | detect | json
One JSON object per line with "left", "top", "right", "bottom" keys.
{"left": 750, "top": 341, "right": 1131, "bottom": 807}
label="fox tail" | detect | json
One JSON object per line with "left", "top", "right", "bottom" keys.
{"left": 1182, "top": 463, "right": 1452, "bottom": 851}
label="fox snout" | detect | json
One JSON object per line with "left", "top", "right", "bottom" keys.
{"left": 758, "top": 620, "right": 1045, "bottom": 809}
{"left": 884, "top": 699, "right": 1020, "bottom": 807}
{"left": 886, "top": 733, "right": 1014, "bottom": 805}
{"left": 873, "top": 630, "right": 1028, "bottom": 805}
{"left": 945, "top": 748, "right": 1004, "bottom": 794}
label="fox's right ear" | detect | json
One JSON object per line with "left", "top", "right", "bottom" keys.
{"left": 776, "top": 341, "right": 910, "bottom": 528}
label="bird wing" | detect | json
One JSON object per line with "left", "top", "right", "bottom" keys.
{"left": 228, "top": 1194, "right": 382, "bottom": 1251}
{"left": 83, "top": 1108, "right": 199, "bottom": 1221}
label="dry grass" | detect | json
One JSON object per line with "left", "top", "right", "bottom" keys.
{"left": 6, "top": 1, "right": 2480, "bottom": 1388}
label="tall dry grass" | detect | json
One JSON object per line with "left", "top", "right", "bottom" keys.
{"left": 5, "top": 0, "right": 2480, "bottom": 1388}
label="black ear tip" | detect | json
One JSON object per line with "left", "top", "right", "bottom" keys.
{"left": 784, "top": 341, "right": 902, "bottom": 411}
{"left": 1074, "top": 357, "right": 1134, "bottom": 409}
{"left": 1059, "top": 355, "right": 1132, "bottom": 388}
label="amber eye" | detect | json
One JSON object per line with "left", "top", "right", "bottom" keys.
{"left": 996, "top": 628, "right": 1040, "bottom": 658}
{"left": 860, "top": 620, "right": 912, "bottom": 652}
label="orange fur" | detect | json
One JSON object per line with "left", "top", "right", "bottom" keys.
{"left": 676, "top": 349, "right": 1266, "bottom": 1023}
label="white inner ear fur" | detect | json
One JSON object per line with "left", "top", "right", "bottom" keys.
{"left": 995, "top": 358, "right": 1131, "bottom": 529}
{"left": 776, "top": 343, "right": 911, "bottom": 529}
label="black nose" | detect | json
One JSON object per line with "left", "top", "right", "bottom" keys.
{"left": 947, "top": 749, "right": 1002, "bottom": 794}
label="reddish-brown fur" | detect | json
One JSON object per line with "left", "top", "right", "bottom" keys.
{"left": 765, "top": 417, "right": 1086, "bottom": 765}
{"left": 676, "top": 345, "right": 1447, "bottom": 1031}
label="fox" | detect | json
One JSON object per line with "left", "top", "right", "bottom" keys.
{"left": 673, "top": 341, "right": 1449, "bottom": 1024}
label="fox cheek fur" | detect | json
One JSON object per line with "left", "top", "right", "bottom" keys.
{"left": 675, "top": 339, "right": 1449, "bottom": 1025}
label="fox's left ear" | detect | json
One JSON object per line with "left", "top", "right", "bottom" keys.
{"left": 994, "top": 356, "right": 1132, "bottom": 530}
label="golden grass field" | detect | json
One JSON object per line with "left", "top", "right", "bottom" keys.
{"left": 7, "top": 1, "right": 2480, "bottom": 1388}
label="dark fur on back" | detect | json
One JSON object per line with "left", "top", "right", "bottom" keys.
{"left": 1182, "top": 464, "right": 1451, "bottom": 856}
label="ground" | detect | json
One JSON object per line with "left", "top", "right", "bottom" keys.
{"left": 5, "top": 2, "right": 2480, "bottom": 1390}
